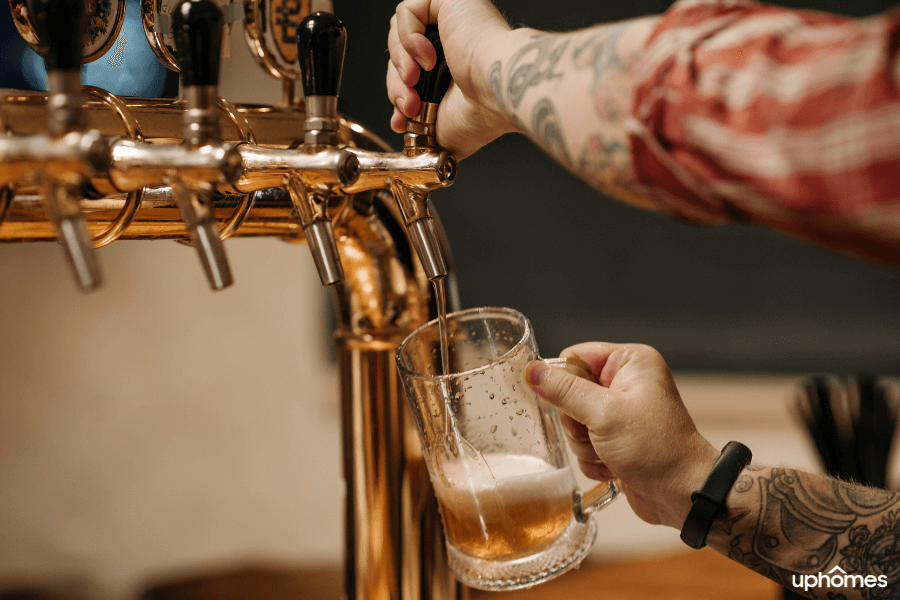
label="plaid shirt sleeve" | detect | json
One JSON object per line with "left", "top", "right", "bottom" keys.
{"left": 627, "top": 0, "right": 900, "bottom": 264}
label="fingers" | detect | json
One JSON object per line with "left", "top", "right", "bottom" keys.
{"left": 578, "top": 458, "right": 616, "bottom": 481}
{"left": 387, "top": 0, "right": 438, "bottom": 129}
{"left": 388, "top": 16, "right": 421, "bottom": 88}
{"left": 561, "top": 342, "right": 667, "bottom": 388}
{"left": 395, "top": 0, "right": 438, "bottom": 69}
{"left": 386, "top": 60, "right": 420, "bottom": 130}
{"left": 525, "top": 360, "right": 608, "bottom": 432}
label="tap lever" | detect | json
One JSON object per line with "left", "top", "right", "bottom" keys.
{"left": 413, "top": 24, "right": 452, "bottom": 107}
{"left": 297, "top": 12, "right": 346, "bottom": 101}
{"left": 174, "top": 0, "right": 224, "bottom": 146}
{"left": 406, "top": 24, "right": 451, "bottom": 149}
{"left": 27, "top": 0, "right": 83, "bottom": 72}
{"left": 297, "top": 12, "right": 346, "bottom": 146}
{"left": 30, "top": 0, "right": 87, "bottom": 134}
{"left": 172, "top": 0, "right": 223, "bottom": 90}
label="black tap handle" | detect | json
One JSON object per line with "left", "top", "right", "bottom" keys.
{"left": 413, "top": 24, "right": 452, "bottom": 105}
{"left": 172, "top": 0, "right": 223, "bottom": 87}
{"left": 296, "top": 11, "right": 346, "bottom": 98}
{"left": 27, "top": 0, "right": 84, "bottom": 70}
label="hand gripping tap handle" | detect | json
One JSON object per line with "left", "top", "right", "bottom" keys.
{"left": 404, "top": 23, "right": 454, "bottom": 282}
{"left": 172, "top": 0, "right": 234, "bottom": 290}
{"left": 412, "top": 24, "right": 453, "bottom": 110}
{"left": 294, "top": 11, "right": 348, "bottom": 286}
{"left": 30, "top": 0, "right": 104, "bottom": 291}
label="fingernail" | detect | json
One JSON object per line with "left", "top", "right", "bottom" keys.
{"left": 395, "top": 96, "right": 406, "bottom": 114}
{"left": 415, "top": 55, "right": 432, "bottom": 71}
{"left": 526, "top": 361, "right": 549, "bottom": 387}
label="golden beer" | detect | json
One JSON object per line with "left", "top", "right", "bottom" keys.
{"left": 434, "top": 453, "right": 576, "bottom": 560}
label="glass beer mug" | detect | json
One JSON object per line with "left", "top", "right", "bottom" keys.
{"left": 396, "top": 307, "right": 620, "bottom": 591}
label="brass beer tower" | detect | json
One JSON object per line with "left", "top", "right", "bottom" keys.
{"left": 0, "top": 1, "right": 463, "bottom": 598}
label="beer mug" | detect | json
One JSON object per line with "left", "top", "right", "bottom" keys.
{"left": 396, "top": 306, "right": 620, "bottom": 591}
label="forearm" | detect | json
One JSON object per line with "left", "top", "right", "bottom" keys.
{"left": 473, "top": 18, "right": 660, "bottom": 210}
{"left": 704, "top": 465, "right": 900, "bottom": 598}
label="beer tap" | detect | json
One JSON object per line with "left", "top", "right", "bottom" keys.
{"left": 170, "top": 0, "right": 235, "bottom": 290}
{"left": 341, "top": 24, "right": 456, "bottom": 282}
{"left": 30, "top": 0, "right": 108, "bottom": 290}
{"left": 292, "top": 11, "right": 349, "bottom": 286}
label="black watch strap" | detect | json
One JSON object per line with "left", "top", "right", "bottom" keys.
{"left": 680, "top": 441, "right": 752, "bottom": 549}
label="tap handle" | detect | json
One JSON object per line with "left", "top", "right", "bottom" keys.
{"left": 27, "top": 0, "right": 83, "bottom": 71}
{"left": 413, "top": 24, "right": 452, "bottom": 105}
{"left": 296, "top": 11, "right": 346, "bottom": 98}
{"left": 172, "top": 0, "right": 223, "bottom": 88}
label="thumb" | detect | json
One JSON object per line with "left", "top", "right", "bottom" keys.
{"left": 525, "top": 360, "right": 608, "bottom": 429}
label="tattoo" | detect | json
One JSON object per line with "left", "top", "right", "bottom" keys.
{"left": 840, "top": 511, "right": 900, "bottom": 583}
{"left": 727, "top": 468, "right": 900, "bottom": 595}
{"left": 734, "top": 474, "right": 753, "bottom": 493}
{"left": 532, "top": 98, "right": 570, "bottom": 164}
{"left": 579, "top": 134, "right": 624, "bottom": 174}
{"left": 507, "top": 37, "right": 569, "bottom": 108}
{"left": 572, "top": 22, "right": 630, "bottom": 89}
{"left": 719, "top": 508, "right": 750, "bottom": 536}
{"left": 488, "top": 61, "right": 503, "bottom": 107}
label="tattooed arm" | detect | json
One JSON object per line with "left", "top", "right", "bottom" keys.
{"left": 709, "top": 466, "right": 900, "bottom": 599}
{"left": 523, "top": 341, "right": 900, "bottom": 599}
{"left": 387, "top": 0, "right": 660, "bottom": 210}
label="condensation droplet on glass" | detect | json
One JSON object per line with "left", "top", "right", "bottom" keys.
{"left": 501, "top": 398, "right": 508, "bottom": 405}
{"left": 490, "top": 425, "right": 497, "bottom": 433}
{"left": 489, "top": 393, "right": 495, "bottom": 399}
{"left": 516, "top": 408, "right": 524, "bottom": 415}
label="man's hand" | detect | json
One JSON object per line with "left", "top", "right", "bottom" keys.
{"left": 525, "top": 342, "right": 720, "bottom": 529}
{"left": 386, "top": 0, "right": 519, "bottom": 159}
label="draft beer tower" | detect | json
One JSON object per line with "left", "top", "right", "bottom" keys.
{"left": 0, "top": 1, "right": 464, "bottom": 598}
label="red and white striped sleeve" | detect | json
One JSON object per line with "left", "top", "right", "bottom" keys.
{"left": 627, "top": 0, "right": 900, "bottom": 263}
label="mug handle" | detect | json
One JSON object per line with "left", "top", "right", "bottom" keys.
{"left": 541, "top": 356, "right": 621, "bottom": 522}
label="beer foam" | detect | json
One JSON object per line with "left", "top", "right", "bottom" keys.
{"left": 437, "top": 453, "right": 571, "bottom": 493}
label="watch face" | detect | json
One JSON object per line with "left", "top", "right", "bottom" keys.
{"left": 9, "top": 0, "right": 126, "bottom": 63}
{"left": 243, "top": 0, "right": 330, "bottom": 80}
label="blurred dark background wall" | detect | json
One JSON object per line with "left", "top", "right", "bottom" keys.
{"left": 334, "top": 0, "right": 900, "bottom": 374}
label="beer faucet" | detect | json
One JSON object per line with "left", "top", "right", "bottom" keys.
{"left": 169, "top": 0, "right": 236, "bottom": 290}
{"left": 187, "top": 10, "right": 361, "bottom": 287}
{"left": 341, "top": 24, "right": 456, "bottom": 282}
{"left": 23, "top": 0, "right": 109, "bottom": 290}
{"left": 292, "top": 11, "right": 350, "bottom": 286}
{"left": 394, "top": 24, "right": 455, "bottom": 282}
